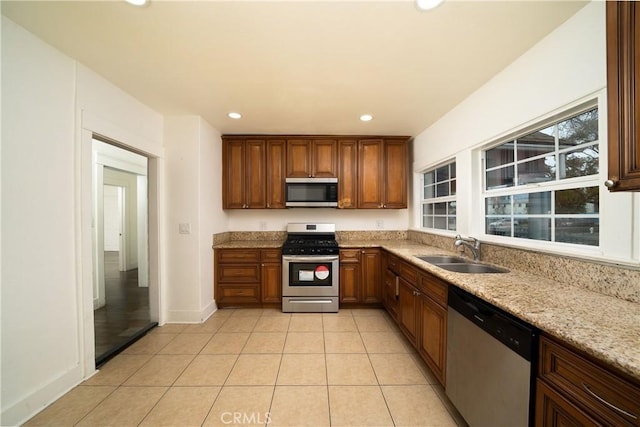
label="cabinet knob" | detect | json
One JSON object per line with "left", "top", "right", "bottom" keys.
{"left": 383, "top": 204, "right": 387, "bottom": 208}
{"left": 604, "top": 179, "right": 617, "bottom": 188}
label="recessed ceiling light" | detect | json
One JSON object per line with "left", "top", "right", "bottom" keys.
{"left": 416, "top": 0, "right": 444, "bottom": 11}
{"left": 228, "top": 112, "right": 242, "bottom": 119}
{"left": 360, "top": 114, "right": 373, "bottom": 122}
{"left": 125, "top": 0, "right": 148, "bottom": 6}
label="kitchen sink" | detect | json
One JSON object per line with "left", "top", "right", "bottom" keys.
{"left": 415, "top": 255, "right": 467, "bottom": 264}
{"left": 437, "top": 263, "right": 509, "bottom": 274}
{"left": 414, "top": 255, "right": 509, "bottom": 274}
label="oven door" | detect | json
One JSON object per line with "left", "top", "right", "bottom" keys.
{"left": 282, "top": 255, "right": 339, "bottom": 297}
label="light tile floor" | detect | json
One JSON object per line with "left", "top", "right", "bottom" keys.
{"left": 25, "top": 308, "right": 467, "bottom": 426}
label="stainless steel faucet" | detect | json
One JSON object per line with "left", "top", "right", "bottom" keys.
{"left": 454, "top": 234, "right": 481, "bottom": 261}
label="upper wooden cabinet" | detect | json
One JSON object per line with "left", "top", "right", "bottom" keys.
{"left": 338, "top": 139, "right": 358, "bottom": 209}
{"left": 606, "top": 2, "right": 640, "bottom": 191}
{"left": 286, "top": 139, "right": 337, "bottom": 178}
{"left": 222, "top": 137, "right": 285, "bottom": 209}
{"left": 358, "top": 138, "right": 408, "bottom": 208}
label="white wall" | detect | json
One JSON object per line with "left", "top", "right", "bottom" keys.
{"left": 164, "top": 116, "right": 225, "bottom": 322}
{"left": 1, "top": 16, "right": 164, "bottom": 426}
{"left": 411, "top": 2, "right": 638, "bottom": 264}
{"left": 103, "top": 185, "right": 122, "bottom": 251}
{"left": 103, "top": 167, "right": 139, "bottom": 269}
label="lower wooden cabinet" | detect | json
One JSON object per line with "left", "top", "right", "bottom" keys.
{"left": 398, "top": 277, "right": 419, "bottom": 347}
{"left": 418, "top": 292, "right": 447, "bottom": 385}
{"left": 215, "top": 248, "right": 282, "bottom": 307}
{"left": 536, "top": 334, "right": 640, "bottom": 427}
{"left": 339, "top": 248, "right": 381, "bottom": 305}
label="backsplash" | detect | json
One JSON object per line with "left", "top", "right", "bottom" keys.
{"left": 336, "top": 230, "right": 408, "bottom": 241}
{"left": 408, "top": 230, "right": 640, "bottom": 304}
{"left": 213, "top": 231, "right": 286, "bottom": 245}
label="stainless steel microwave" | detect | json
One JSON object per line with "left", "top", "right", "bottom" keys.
{"left": 285, "top": 178, "right": 338, "bottom": 207}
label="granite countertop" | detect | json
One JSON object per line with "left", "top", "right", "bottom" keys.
{"left": 213, "top": 240, "right": 284, "bottom": 249}
{"left": 215, "top": 237, "right": 639, "bottom": 381}
{"left": 364, "top": 240, "right": 640, "bottom": 383}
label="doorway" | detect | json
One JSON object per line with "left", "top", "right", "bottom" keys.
{"left": 92, "top": 139, "right": 156, "bottom": 365}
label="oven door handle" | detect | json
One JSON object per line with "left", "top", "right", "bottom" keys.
{"left": 282, "top": 255, "right": 339, "bottom": 263}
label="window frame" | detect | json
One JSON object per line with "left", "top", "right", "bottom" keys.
{"left": 420, "top": 160, "right": 457, "bottom": 233}
{"left": 480, "top": 100, "right": 602, "bottom": 251}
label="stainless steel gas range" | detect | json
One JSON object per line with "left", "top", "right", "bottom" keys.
{"left": 281, "top": 223, "right": 339, "bottom": 313}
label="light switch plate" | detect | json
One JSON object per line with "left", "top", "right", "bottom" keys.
{"left": 179, "top": 223, "right": 191, "bottom": 234}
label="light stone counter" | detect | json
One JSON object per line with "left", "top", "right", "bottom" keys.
{"left": 342, "top": 240, "right": 640, "bottom": 383}
{"left": 213, "top": 240, "right": 284, "bottom": 249}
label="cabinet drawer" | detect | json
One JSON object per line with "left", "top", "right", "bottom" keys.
{"left": 539, "top": 335, "right": 640, "bottom": 426}
{"left": 217, "top": 249, "right": 261, "bottom": 263}
{"left": 261, "top": 249, "right": 282, "bottom": 262}
{"left": 217, "top": 264, "right": 260, "bottom": 283}
{"left": 340, "top": 249, "right": 361, "bottom": 263}
{"left": 386, "top": 253, "right": 400, "bottom": 274}
{"left": 219, "top": 286, "right": 260, "bottom": 303}
{"left": 418, "top": 273, "right": 448, "bottom": 308}
{"left": 400, "top": 262, "right": 418, "bottom": 285}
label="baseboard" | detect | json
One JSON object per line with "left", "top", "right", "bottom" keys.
{"left": 166, "top": 300, "right": 218, "bottom": 323}
{"left": 1, "top": 364, "right": 84, "bottom": 426}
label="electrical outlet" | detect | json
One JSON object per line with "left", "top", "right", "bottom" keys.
{"left": 376, "top": 220, "right": 384, "bottom": 229}
{"left": 179, "top": 223, "right": 191, "bottom": 234}
{"left": 259, "top": 221, "right": 267, "bottom": 231}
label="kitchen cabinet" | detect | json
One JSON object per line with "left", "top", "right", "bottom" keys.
{"left": 339, "top": 248, "right": 382, "bottom": 305}
{"left": 606, "top": 2, "right": 640, "bottom": 192}
{"left": 337, "top": 139, "right": 358, "bottom": 208}
{"left": 222, "top": 137, "right": 286, "bottom": 209}
{"left": 536, "top": 334, "right": 640, "bottom": 426}
{"left": 397, "top": 262, "right": 419, "bottom": 346}
{"left": 382, "top": 251, "right": 400, "bottom": 321}
{"left": 286, "top": 139, "right": 337, "bottom": 178}
{"left": 215, "top": 248, "right": 282, "bottom": 306}
{"left": 358, "top": 138, "right": 408, "bottom": 209}
{"left": 417, "top": 272, "right": 447, "bottom": 386}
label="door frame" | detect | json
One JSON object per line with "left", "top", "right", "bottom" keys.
{"left": 78, "top": 111, "right": 165, "bottom": 378}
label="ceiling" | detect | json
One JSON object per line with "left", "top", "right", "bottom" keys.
{"left": 2, "top": 0, "right": 588, "bottom": 137}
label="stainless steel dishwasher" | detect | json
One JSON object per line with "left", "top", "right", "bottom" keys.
{"left": 446, "top": 286, "right": 538, "bottom": 427}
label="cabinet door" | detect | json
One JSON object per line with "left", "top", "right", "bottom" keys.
{"left": 361, "top": 249, "right": 381, "bottom": 304}
{"left": 535, "top": 380, "right": 601, "bottom": 427}
{"left": 266, "top": 140, "right": 286, "bottom": 208}
{"left": 383, "top": 269, "right": 399, "bottom": 321}
{"left": 312, "top": 139, "right": 337, "bottom": 177}
{"left": 223, "top": 139, "right": 246, "bottom": 209}
{"left": 398, "top": 278, "right": 418, "bottom": 346}
{"left": 261, "top": 262, "right": 282, "bottom": 303}
{"left": 358, "top": 139, "right": 384, "bottom": 208}
{"left": 340, "top": 263, "right": 361, "bottom": 303}
{"left": 338, "top": 139, "right": 358, "bottom": 208}
{"left": 383, "top": 140, "right": 408, "bottom": 208}
{"left": 606, "top": 2, "right": 640, "bottom": 191}
{"left": 286, "top": 139, "right": 312, "bottom": 177}
{"left": 245, "top": 140, "right": 266, "bottom": 208}
{"left": 418, "top": 294, "right": 447, "bottom": 386}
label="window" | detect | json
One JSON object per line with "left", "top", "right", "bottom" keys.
{"left": 422, "top": 161, "right": 456, "bottom": 231}
{"left": 483, "top": 108, "right": 599, "bottom": 246}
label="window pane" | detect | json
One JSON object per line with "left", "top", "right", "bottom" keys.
{"left": 436, "top": 182, "right": 449, "bottom": 197}
{"left": 436, "top": 165, "right": 449, "bottom": 182}
{"left": 559, "top": 146, "right": 599, "bottom": 179}
{"left": 486, "top": 166, "right": 515, "bottom": 190}
{"left": 517, "top": 126, "right": 555, "bottom": 161}
{"left": 556, "top": 187, "right": 599, "bottom": 214}
{"left": 448, "top": 217, "right": 457, "bottom": 231}
{"left": 422, "top": 215, "right": 433, "bottom": 228}
{"left": 434, "top": 216, "right": 447, "bottom": 230}
{"left": 424, "top": 171, "right": 435, "bottom": 186}
{"left": 517, "top": 192, "right": 551, "bottom": 214}
{"left": 423, "top": 204, "right": 433, "bottom": 215}
{"left": 450, "top": 179, "right": 457, "bottom": 196}
{"left": 448, "top": 201, "right": 457, "bottom": 215}
{"left": 450, "top": 163, "right": 456, "bottom": 179}
{"left": 486, "top": 142, "right": 514, "bottom": 169}
{"left": 487, "top": 217, "right": 512, "bottom": 236}
{"left": 486, "top": 196, "right": 511, "bottom": 215}
{"left": 558, "top": 109, "right": 598, "bottom": 148}
{"left": 517, "top": 155, "right": 555, "bottom": 185}
{"left": 434, "top": 202, "right": 447, "bottom": 215}
{"left": 514, "top": 218, "right": 551, "bottom": 241}
{"left": 556, "top": 218, "right": 599, "bottom": 246}
{"left": 424, "top": 185, "right": 435, "bottom": 199}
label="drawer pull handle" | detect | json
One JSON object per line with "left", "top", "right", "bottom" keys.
{"left": 582, "top": 382, "right": 637, "bottom": 420}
